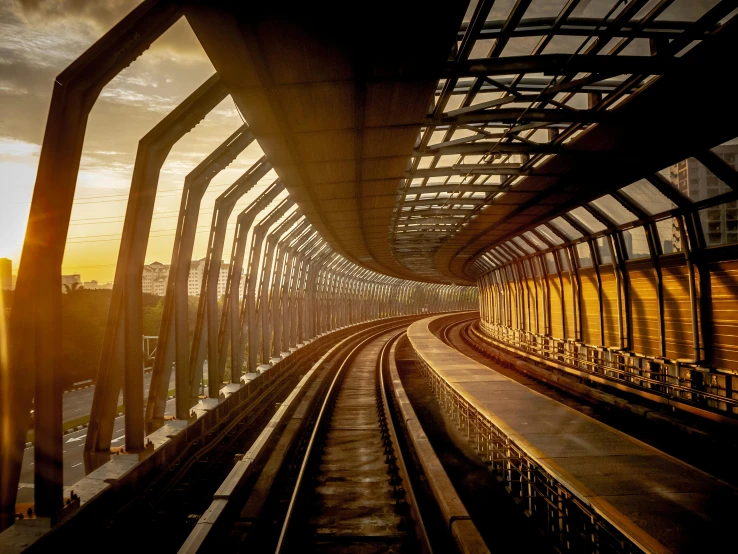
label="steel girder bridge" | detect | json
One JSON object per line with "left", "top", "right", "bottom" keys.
{"left": 2, "top": 0, "right": 738, "bottom": 552}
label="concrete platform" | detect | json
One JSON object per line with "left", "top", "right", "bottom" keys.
{"left": 408, "top": 315, "right": 738, "bottom": 554}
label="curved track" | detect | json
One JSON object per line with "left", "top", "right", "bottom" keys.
{"left": 275, "top": 326, "right": 430, "bottom": 553}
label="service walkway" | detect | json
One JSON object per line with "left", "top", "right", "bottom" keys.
{"left": 408, "top": 315, "right": 738, "bottom": 554}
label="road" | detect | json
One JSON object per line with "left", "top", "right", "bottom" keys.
{"left": 61, "top": 370, "right": 175, "bottom": 423}
{"left": 17, "top": 398, "right": 177, "bottom": 504}
{"left": 18, "top": 372, "right": 177, "bottom": 505}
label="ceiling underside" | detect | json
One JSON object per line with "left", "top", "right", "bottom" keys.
{"left": 186, "top": 1, "right": 738, "bottom": 286}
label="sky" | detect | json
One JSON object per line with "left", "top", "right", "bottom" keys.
{"left": 0, "top": 0, "right": 285, "bottom": 283}
{"left": 0, "top": 0, "right": 723, "bottom": 282}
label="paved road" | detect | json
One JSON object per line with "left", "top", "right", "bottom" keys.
{"left": 17, "top": 398, "right": 176, "bottom": 504}
{"left": 19, "top": 372, "right": 177, "bottom": 505}
{"left": 62, "top": 370, "right": 175, "bottom": 423}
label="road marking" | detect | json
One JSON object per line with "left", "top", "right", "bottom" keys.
{"left": 111, "top": 435, "right": 125, "bottom": 443}
{"left": 18, "top": 483, "right": 34, "bottom": 489}
{"left": 72, "top": 463, "right": 82, "bottom": 468}
{"left": 66, "top": 435, "right": 86, "bottom": 443}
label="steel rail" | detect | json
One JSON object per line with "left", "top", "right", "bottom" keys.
{"left": 275, "top": 324, "right": 429, "bottom": 553}
{"left": 378, "top": 329, "right": 433, "bottom": 554}
{"left": 440, "top": 314, "right": 479, "bottom": 346}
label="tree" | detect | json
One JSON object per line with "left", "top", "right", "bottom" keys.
{"left": 63, "top": 282, "right": 84, "bottom": 294}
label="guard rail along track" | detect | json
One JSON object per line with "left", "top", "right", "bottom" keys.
{"left": 413, "top": 314, "right": 656, "bottom": 554}
{"left": 14, "top": 316, "right": 424, "bottom": 554}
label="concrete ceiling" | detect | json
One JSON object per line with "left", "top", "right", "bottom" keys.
{"left": 186, "top": 1, "right": 738, "bottom": 285}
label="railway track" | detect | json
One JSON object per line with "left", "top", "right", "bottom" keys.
{"left": 180, "top": 317, "right": 488, "bottom": 554}
{"left": 275, "top": 327, "right": 429, "bottom": 553}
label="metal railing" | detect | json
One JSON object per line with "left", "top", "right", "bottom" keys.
{"left": 477, "top": 321, "right": 738, "bottom": 417}
{"left": 414, "top": 352, "right": 646, "bottom": 554}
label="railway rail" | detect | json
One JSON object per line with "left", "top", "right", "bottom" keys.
{"left": 181, "top": 320, "right": 488, "bottom": 553}
{"left": 275, "top": 326, "right": 429, "bottom": 553}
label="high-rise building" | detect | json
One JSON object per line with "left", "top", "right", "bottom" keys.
{"left": 141, "top": 259, "right": 244, "bottom": 299}
{"left": 142, "top": 261, "right": 170, "bottom": 296}
{"left": 187, "top": 259, "right": 244, "bottom": 299}
{"left": 0, "top": 258, "right": 11, "bottom": 290}
{"left": 671, "top": 141, "right": 738, "bottom": 247}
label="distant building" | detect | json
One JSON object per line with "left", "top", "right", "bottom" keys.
{"left": 671, "top": 142, "right": 738, "bottom": 247}
{"left": 142, "top": 259, "right": 244, "bottom": 299}
{"left": 142, "top": 262, "right": 170, "bottom": 296}
{"left": 61, "top": 274, "right": 82, "bottom": 292}
{"left": 188, "top": 258, "right": 244, "bottom": 299}
{"left": 0, "top": 258, "right": 11, "bottom": 290}
{"left": 83, "top": 280, "right": 99, "bottom": 289}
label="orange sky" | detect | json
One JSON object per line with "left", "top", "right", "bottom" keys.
{"left": 0, "top": 1, "right": 285, "bottom": 283}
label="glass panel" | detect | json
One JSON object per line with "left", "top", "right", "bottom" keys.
{"left": 545, "top": 253, "right": 557, "bottom": 274}
{"left": 523, "top": 231, "right": 547, "bottom": 250}
{"left": 487, "top": 251, "right": 504, "bottom": 266}
{"left": 535, "top": 225, "right": 564, "bottom": 245}
{"left": 505, "top": 241, "right": 525, "bottom": 258}
{"left": 699, "top": 204, "right": 738, "bottom": 247}
{"left": 558, "top": 249, "right": 570, "bottom": 272}
{"left": 568, "top": 206, "right": 606, "bottom": 233}
{"left": 667, "top": 156, "right": 734, "bottom": 202}
{"left": 549, "top": 217, "right": 582, "bottom": 240}
{"left": 711, "top": 137, "right": 738, "bottom": 168}
{"left": 596, "top": 236, "right": 612, "bottom": 265}
{"left": 655, "top": 218, "right": 683, "bottom": 253}
{"left": 512, "top": 236, "right": 535, "bottom": 254}
{"left": 620, "top": 179, "right": 676, "bottom": 215}
{"left": 623, "top": 227, "right": 650, "bottom": 260}
{"left": 531, "top": 257, "right": 542, "bottom": 277}
{"left": 576, "top": 242, "right": 593, "bottom": 268}
{"left": 590, "top": 195, "right": 637, "bottom": 224}
{"left": 494, "top": 247, "right": 512, "bottom": 263}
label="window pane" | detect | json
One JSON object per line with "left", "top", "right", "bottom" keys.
{"left": 576, "top": 242, "right": 593, "bottom": 268}
{"left": 620, "top": 179, "right": 676, "bottom": 215}
{"left": 623, "top": 227, "right": 650, "bottom": 259}
{"left": 531, "top": 257, "right": 542, "bottom": 277}
{"left": 712, "top": 138, "right": 738, "bottom": 166}
{"left": 596, "top": 236, "right": 612, "bottom": 265}
{"left": 699, "top": 203, "right": 738, "bottom": 247}
{"left": 545, "top": 252, "right": 557, "bottom": 274}
{"left": 550, "top": 217, "right": 582, "bottom": 240}
{"left": 668, "top": 155, "right": 735, "bottom": 202}
{"left": 513, "top": 236, "right": 535, "bottom": 254}
{"left": 536, "top": 225, "right": 564, "bottom": 245}
{"left": 568, "top": 206, "right": 606, "bottom": 233}
{"left": 655, "top": 218, "right": 683, "bottom": 253}
{"left": 523, "top": 231, "right": 547, "bottom": 250}
{"left": 504, "top": 241, "right": 525, "bottom": 257}
{"left": 590, "top": 195, "right": 637, "bottom": 224}
{"left": 493, "top": 247, "right": 512, "bottom": 263}
{"left": 558, "top": 249, "right": 570, "bottom": 272}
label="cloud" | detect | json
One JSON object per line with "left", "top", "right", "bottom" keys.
{"left": 13, "top": 0, "right": 140, "bottom": 30}
{"left": 10, "top": 0, "right": 208, "bottom": 59}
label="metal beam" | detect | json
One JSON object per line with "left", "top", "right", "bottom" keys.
{"left": 87, "top": 74, "right": 227, "bottom": 467}
{"left": 146, "top": 123, "right": 254, "bottom": 428}
{"left": 427, "top": 108, "right": 604, "bottom": 127}
{"left": 449, "top": 54, "right": 672, "bottom": 79}
{"left": 409, "top": 165, "right": 523, "bottom": 178}
{"left": 0, "top": 1, "right": 181, "bottom": 524}
{"left": 189, "top": 157, "right": 272, "bottom": 399}
{"left": 416, "top": 141, "right": 557, "bottom": 157}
